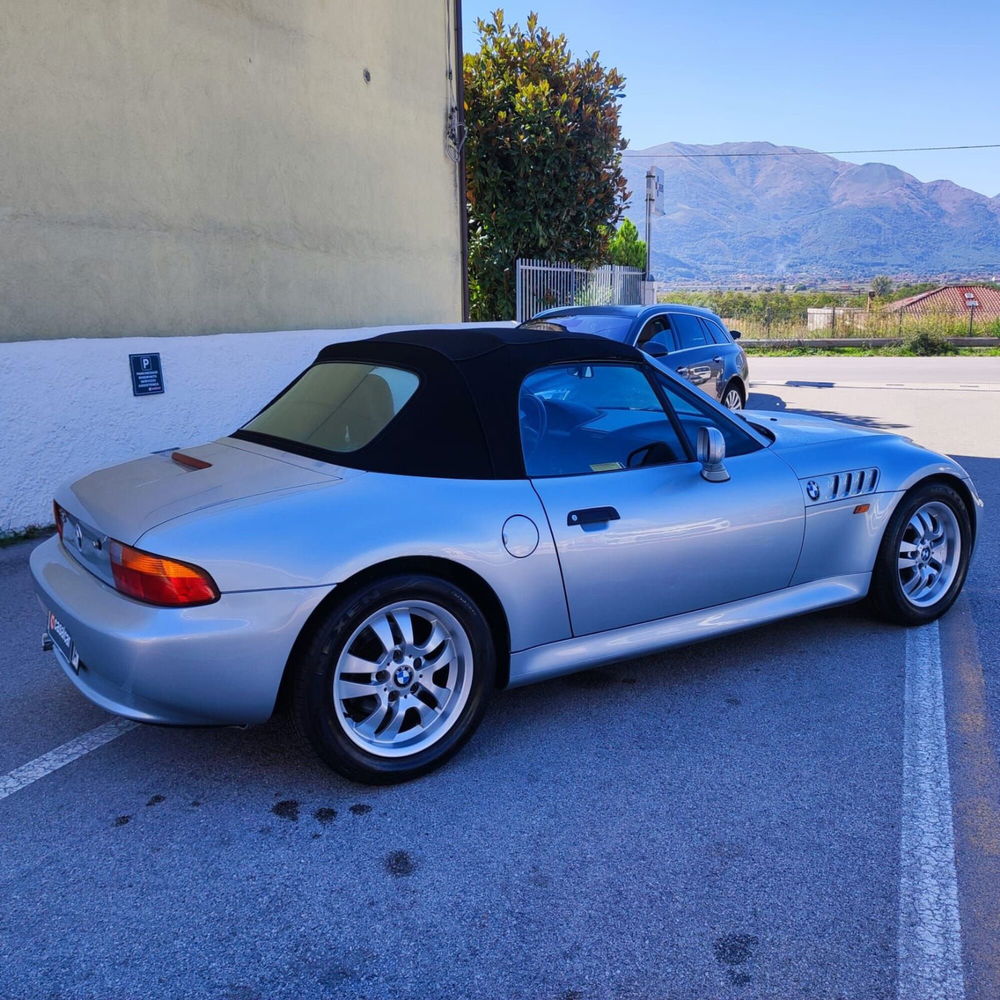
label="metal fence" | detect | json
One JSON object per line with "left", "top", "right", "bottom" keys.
{"left": 514, "top": 259, "right": 644, "bottom": 323}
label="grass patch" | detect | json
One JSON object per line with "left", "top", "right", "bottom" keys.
{"left": 0, "top": 523, "right": 55, "bottom": 548}
{"left": 745, "top": 345, "right": 1000, "bottom": 358}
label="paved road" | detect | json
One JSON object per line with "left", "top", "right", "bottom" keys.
{"left": 0, "top": 358, "right": 997, "bottom": 1000}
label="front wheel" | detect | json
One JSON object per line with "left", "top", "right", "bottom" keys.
{"left": 291, "top": 575, "right": 496, "bottom": 784}
{"left": 869, "top": 482, "right": 971, "bottom": 625}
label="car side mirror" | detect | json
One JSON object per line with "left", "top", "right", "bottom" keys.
{"left": 729, "top": 329, "right": 742, "bottom": 340}
{"left": 642, "top": 342, "right": 669, "bottom": 358}
{"left": 697, "top": 426, "right": 730, "bottom": 482}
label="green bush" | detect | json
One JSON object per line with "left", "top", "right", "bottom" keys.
{"left": 904, "top": 330, "right": 957, "bottom": 356}
{"left": 464, "top": 12, "right": 628, "bottom": 320}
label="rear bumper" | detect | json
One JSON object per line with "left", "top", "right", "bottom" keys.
{"left": 30, "top": 536, "right": 329, "bottom": 725}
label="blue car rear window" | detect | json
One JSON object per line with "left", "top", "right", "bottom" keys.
{"left": 522, "top": 314, "right": 634, "bottom": 340}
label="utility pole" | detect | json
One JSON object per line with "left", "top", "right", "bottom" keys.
{"left": 644, "top": 168, "right": 653, "bottom": 280}
{"left": 644, "top": 166, "right": 664, "bottom": 301}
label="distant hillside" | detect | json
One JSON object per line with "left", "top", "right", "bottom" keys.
{"left": 621, "top": 142, "right": 1000, "bottom": 283}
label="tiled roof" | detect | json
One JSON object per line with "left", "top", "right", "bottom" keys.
{"left": 885, "top": 285, "right": 1000, "bottom": 318}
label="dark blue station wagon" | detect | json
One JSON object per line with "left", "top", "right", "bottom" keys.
{"left": 521, "top": 304, "right": 749, "bottom": 410}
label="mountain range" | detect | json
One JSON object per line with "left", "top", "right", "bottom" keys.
{"left": 620, "top": 142, "right": 1000, "bottom": 284}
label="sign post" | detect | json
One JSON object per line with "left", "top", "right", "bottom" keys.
{"left": 964, "top": 292, "right": 979, "bottom": 336}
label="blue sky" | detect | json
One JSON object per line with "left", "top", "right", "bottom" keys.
{"left": 462, "top": 1, "right": 1000, "bottom": 197}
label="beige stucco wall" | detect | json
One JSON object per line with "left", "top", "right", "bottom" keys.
{"left": 0, "top": 1, "right": 463, "bottom": 341}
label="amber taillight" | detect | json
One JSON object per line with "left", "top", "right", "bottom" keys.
{"left": 107, "top": 540, "right": 219, "bottom": 607}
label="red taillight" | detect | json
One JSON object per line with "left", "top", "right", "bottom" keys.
{"left": 108, "top": 540, "right": 219, "bottom": 607}
{"left": 53, "top": 501, "right": 66, "bottom": 541}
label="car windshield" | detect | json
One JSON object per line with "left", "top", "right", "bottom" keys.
{"left": 242, "top": 362, "right": 419, "bottom": 453}
{"left": 520, "top": 313, "right": 634, "bottom": 341}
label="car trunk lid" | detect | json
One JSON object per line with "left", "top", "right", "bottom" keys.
{"left": 56, "top": 438, "right": 342, "bottom": 549}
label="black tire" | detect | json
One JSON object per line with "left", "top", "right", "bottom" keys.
{"left": 868, "top": 482, "right": 971, "bottom": 625}
{"left": 291, "top": 574, "right": 496, "bottom": 784}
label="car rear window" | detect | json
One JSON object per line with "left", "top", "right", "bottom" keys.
{"left": 703, "top": 318, "right": 732, "bottom": 344}
{"left": 521, "top": 314, "right": 634, "bottom": 341}
{"left": 242, "top": 363, "right": 419, "bottom": 453}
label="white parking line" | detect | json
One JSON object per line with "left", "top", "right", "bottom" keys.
{"left": 0, "top": 718, "right": 137, "bottom": 802}
{"left": 898, "top": 622, "right": 966, "bottom": 1000}
{"left": 750, "top": 379, "right": 1000, "bottom": 392}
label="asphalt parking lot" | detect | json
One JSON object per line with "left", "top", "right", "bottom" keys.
{"left": 1, "top": 357, "right": 998, "bottom": 1000}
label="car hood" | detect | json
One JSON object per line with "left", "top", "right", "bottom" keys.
{"left": 56, "top": 437, "right": 343, "bottom": 545}
{"left": 743, "top": 409, "right": 896, "bottom": 450}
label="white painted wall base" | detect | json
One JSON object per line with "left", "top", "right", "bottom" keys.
{"left": 0, "top": 324, "right": 497, "bottom": 533}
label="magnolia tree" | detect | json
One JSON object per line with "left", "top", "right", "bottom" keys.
{"left": 463, "top": 11, "right": 629, "bottom": 320}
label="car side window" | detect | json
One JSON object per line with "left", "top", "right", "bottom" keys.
{"left": 704, "top": 318, "right": 732, "bottom": 344}
{"left": 654, "top": 375, "right": 761, "bottom": 458}
{"left": 637, "top": 317, "right": 677, "bottom": 352}
{"left": 520, "top": 364, "right": 690, "bottom": 477}
{"left": 670, "top": 313, "right": 709, "bottom": 350}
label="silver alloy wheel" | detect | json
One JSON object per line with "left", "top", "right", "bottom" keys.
{"left": 332, "top": 600, "right": 474, "bottom": 758}
{"left": 723, "top": 386, "right": 743, "bottom": 410}
{"left": 897, "top": 501, "right": 962, "bottom": 608}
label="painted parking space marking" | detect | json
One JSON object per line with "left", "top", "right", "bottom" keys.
{"left": 899, "top": 622, "right": 966, "bottom": 1000}
{"left": 0, "top": 718, "right": 137, "bottom": 802}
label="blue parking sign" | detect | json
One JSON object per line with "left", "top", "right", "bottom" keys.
{"left": 129, "top": 353, "right": 164, "bottom": 396}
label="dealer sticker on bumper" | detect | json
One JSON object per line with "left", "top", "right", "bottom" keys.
{"left": 47, "top": 611, "right": 80, "bottom": 673}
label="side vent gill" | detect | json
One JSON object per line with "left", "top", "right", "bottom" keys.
{"left": 801, "top": 468, "right": 880, "bottom": 506}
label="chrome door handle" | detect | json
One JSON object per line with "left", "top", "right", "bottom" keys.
{"left": 676, "top": 366, "right": 690, "bottom": 377}
{"left": 567, "top": 506, "right": 621, "bottom": 527}
{"left": 712, "top": 356, "right": 722, "bottom": 363}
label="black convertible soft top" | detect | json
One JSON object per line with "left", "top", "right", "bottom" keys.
{"left": 239, "top": 327, "right": 645, "bottom": 479}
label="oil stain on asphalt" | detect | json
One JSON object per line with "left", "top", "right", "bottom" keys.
{"left": 713, "top": 933, "right": 759, "bottom": 986}
{"left": 385, "top": 850, "right": 416, "bottom": 876}
{"left": 272, "top": 799, "right": 300, "bottom": 821}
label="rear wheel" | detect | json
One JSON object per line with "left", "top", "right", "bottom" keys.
{"left": 869, "top": 482, "right": 971, "bottom": 625}
{"left": 722, "top": 380, "right": 745, "bottom": 411}
{"left": 292, "top": 575, "right": 496, "bottom": 783}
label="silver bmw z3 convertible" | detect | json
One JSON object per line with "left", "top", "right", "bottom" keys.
{"left": 32, "top": 327, "right": 982, "bottom": 783}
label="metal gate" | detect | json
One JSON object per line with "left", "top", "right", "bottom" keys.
{"left": 514, "top": 259, "right": 644, "bottom": 323}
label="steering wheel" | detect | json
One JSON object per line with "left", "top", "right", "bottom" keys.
{"left": 519, "top": 392, "right": 548, "bottom": 456}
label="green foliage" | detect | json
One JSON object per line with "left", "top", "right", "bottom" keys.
{"left": 904, "top": 329, "right": 958, "bottom": 356}
{"left": 464, "top": 11, "right": 628, "bottom": 320}
{"left": 606, "top": 219, "right": 646, "bottom": 270}
{"left": 656, "top": 285, "right": 1000, "bottom": 343}
{"left": 0, "top": 523, "right": 54, "bottom": 548}
{"left": 886, "top": 282, "right": 936, "bottom": 300}
{"left": 745, "top": 345, "right": 1000, "bottom": 357}
{"left": 870, "top": 275, "right": 893, "bottom": 297}
{"left": 656, "top": 289, "right": 863, "bottom": 323}
{"left": 657, "top": 283, "right": 945, "bottom": 324}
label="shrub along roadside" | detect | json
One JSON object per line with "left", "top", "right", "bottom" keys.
{"left": 744, "top": 344, "right": 1000, "bottom": 358}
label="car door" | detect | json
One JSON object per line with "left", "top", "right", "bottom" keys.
{"left": 667, "top": 312, "right": 725, "bottom": 398}
{"left": 521, "top": 362, "right": 805, "bottom": 637}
